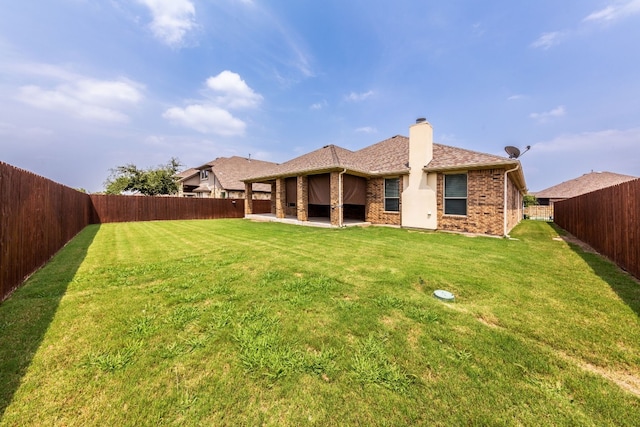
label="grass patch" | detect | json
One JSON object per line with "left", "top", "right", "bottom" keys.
{"left": 1, "top": 219, "right": 639, "bottom": 425}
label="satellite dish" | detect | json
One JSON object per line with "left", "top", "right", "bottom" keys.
{"left": 504, "top": 145, "right": 531, "bottom": 159}
{"left": 505, "top": 146, "right": 520, "bottom": 159}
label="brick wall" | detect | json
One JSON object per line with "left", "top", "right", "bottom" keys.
{"left": 296, "top": 175, "right": 308, "bottom": 221}
{"left": 437, "top": 169, "right": 505, "bottom": 235}
{"left": 505, "top": 175, "right": 522, "bottom": 234}
{"left": 330, "top": 172, "right": 340, "bottom": 226}
{"left": 365, "top": 177, "right": 402, "bottom": 226}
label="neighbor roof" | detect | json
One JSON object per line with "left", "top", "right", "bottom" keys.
{"left": 534, "top": 171, "right": 638, "bottom": 199}
{"left": 179, "top": 156, "right": 277, "bottom": 192}
{"left": 244, "top": 135, "right": 526, "bottom": 191}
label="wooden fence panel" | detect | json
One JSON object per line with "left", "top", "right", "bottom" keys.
{"left": 555, "top": 178, "right": 640, "bottom": 280}
{"left": 1, "top": 162, "right": 93, "bottom": 302}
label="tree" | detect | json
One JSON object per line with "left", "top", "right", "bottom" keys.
{"left": 523, "top": 194, "right": 538, "bottom": 207}
{"left": 104, "top": 158, "right": 182, "bottom": 196}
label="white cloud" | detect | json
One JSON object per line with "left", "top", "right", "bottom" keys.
{"left": 529, "top": 105, "right": 566, "bottom": 123}
{"left": 163, "top": 104, "right": 246, "bottom": 135}
{"left": 137, "top": 0, "right": 196, "bottom": 47}
{"left": 16, "top": 78, "right": 143, "bottom": 123}
{"left": 205, "top": 71, "right": 263, "bottom": 109}
{"left": 508, "top": 94, "right": 526, "bottom": 101}
{"left": 584, "top": 0, "right": 640, "bottom": 23}
{"left": 355, "top": 127, "right": 377, "bottom": 134}
{"left": 530, "top": 31, "right": 565, "bottom": 50}
{"left": 163, "top": 71, "right": 261, "bottom": 135}
{"left": 345, "top": 90, "right": 374, "bottom": 102}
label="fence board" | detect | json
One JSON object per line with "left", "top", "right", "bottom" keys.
{"left": 555, "top": 178, "right": 640, "bottom": 280}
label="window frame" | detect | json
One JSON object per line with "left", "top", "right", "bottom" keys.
{"left": 384, "top": 177, "right": 400, "bottom": 213}
{"left": 443, "top": 173, "right": 468, "bottom": 216}
{"left": 199, "top": 169, "right": 209, "bottom": 180}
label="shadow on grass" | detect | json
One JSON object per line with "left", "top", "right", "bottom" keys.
{"left": 0, "top": 225, "right": 99, "bottom": 419}
{"left": 551, "top": 222, "right": 640, "bottom": 318}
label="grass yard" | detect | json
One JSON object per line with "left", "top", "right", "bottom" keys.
{"left": 1, "top": 219, "right": 639, "bottom": 426}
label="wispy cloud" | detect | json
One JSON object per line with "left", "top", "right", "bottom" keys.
{"left": 137, "top": 0, "right": 197, "bottom": 47}
{"left": 508, "top": 94, "right": 526, "bottom": 101}
{"left": 529, "top": 105, "right": 566, "bottom": 123}
{"left": 530, "top": 31, "right": 565, "bottom": 50}
{"left": 345, "top": 90, "right": 374, "bottom": 102}
{"left": 163, "top": 70, "right": 261, "bottom": 135}
{"left": 532, "top": 1, "right": 640, "bottom": 49}
{"left": 583, "top": 0, "right": 640, "bottom": 23}
{"left": 14, "top": 65, "right": 144, "bottom": 123}
{"left": 355, "top": 126, "right": 377, "bottom": 134}
{"left": 310, "top": 100, "right": 328, "bottom": 110}
{"left": 533, "top": 127, "right": 640, "bottom": 154}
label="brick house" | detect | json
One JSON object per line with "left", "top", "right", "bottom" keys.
{"left": 243, "top": 119, "right": 527, "bottom": 236}
{"left": 177, "top": 156, "right": 276, "bottom": 199}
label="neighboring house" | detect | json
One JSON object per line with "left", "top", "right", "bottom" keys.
{"left": 243, "top": 119, "right": 527, "bottom": 236}
{"left": 533, "top": 171, "right": 638, "bottom": 206}
{"left": 177, "top": 156, "right": 277, "bottom": 199}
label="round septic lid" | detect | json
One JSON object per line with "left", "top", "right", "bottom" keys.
{"left": 433, "top": 289, "right": 455, "bottom": 302}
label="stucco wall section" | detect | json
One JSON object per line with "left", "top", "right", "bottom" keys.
{"left": 365, "top": 177, "right": 402, "bottom": 226}
{"left": 437, "top": 169, "right": 505, "bottom": 235}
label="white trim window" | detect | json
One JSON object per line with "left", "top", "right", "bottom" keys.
{"left": 384, "top": 178, "right": 400, "bottom": 212}
{"left": 444, "top": 173, "right": 467, "bottom": 215}
{"left": 200, "top": 170, "right": 209, "bottom": 180}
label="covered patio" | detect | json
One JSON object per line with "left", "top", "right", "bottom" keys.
{"left": 245, "top": 213, "right": 371, "bottom": 228}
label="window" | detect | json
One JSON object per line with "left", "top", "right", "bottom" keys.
{"left": 384, "top": 178, "right": 400, "bottom": 212}
{"left": 444, "top": 173, "right": 467, "bottom": 215}
{"left": 200, "top": 170, "right": 209, "bottom": 180}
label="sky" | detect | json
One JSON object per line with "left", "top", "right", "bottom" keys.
{"left": 1, "top": 0, "right": 639, "bottom": 193}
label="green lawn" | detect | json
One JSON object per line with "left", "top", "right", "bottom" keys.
{"left": 1, "top": 219, "right": 639, "bottom": 426}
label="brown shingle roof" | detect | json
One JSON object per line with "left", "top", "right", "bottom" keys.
{"left": 244, "top": 135, "right": 525, "bottom": 191}
{"left": 180, "top": 156, "right": 277, "bottom": 192}
{"left": 425, "top": 144, "right": 518, "bottom": 171}
{"left": 534, "top": 171, "right": 638, "bottom": 199}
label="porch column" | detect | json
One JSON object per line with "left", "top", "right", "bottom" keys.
{"left": 275, "top": 178, "right": 286, "bottom": 219}
{"left": 297, "top": 175, "right": 308, "bottom": 221}
{"left": 244, "top": 182, "right": 253, "bottom": 215}
{"left": 330, "top": 171, "right": 342, "bottom": 227}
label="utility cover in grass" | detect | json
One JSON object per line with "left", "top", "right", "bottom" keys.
{"left": 433, "top": 289, "right": 455, "bottom": 302}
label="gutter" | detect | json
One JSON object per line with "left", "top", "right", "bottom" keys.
{"left": 504, "top": 164, "right": 520, "bottom": 237}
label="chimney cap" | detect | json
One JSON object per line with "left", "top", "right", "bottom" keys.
{"left": 416, "top": 117, "right": 427, "bottom": 124}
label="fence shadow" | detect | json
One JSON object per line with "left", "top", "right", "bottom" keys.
{"left": 552, "top": 223, "right": 640, "bottom": 318}
{"left": 0, "top": 225, "right": 99, "bottom": 419}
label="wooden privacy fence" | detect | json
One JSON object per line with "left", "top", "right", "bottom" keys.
{"left": 1, "top": 162, "right": 92, "bottom": 302}
{"left": 554, "top": 178, "right": 640, "bottom": 280}
{"left": 0, "top": 161, "right": 271, "bottom": 302}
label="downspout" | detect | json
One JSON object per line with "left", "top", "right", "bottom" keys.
{"left": 504, "top": 164, "right": 520, "bottom": 237}
{"left": 338, "top": 168, "right": 347, "bottom": 227}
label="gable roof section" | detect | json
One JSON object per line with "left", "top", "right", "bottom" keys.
{"left": 179, "top": 156, "right": 277, "bottom": 192}
{"left": 534, "top": 171, "right": 638, "bottom": 199}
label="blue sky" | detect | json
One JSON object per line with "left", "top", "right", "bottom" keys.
{"left": 1, "top": 0, "right": 639, "bottom": 192}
